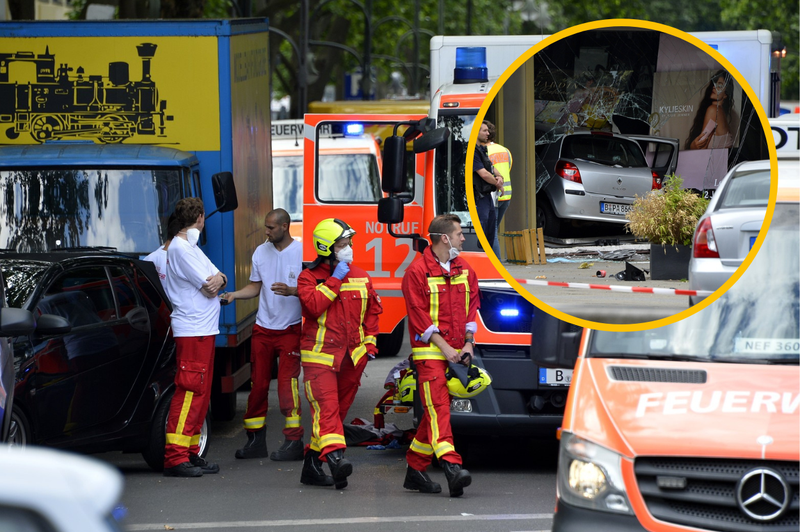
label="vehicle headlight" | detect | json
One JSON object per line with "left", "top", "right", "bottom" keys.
{"left": 557, "top": 432, "right": 633, "bottom": 514}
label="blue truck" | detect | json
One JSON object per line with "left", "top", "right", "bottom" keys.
{"left": 0, "top": 18, "right": 273, "bottom": 419}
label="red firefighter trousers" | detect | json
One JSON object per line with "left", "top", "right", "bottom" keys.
{"left": 243, "top": 323, "right": 303, "bottom": 440}
{"left": 164, "top": 336, "right": 215, "bottom": 469}
{"left": 303, "top": 353, "right": 367, "bottom": 460}
{"left": 406, "top": 359, "right": 462, "bottom": 471}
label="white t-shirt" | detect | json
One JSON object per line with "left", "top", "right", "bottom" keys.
{"left": 143, "top": 245, "right": 168, "bottom": 291}
{"left": 166, "top": 237, "right": 221, "bottom": 337}
{"left": 251, "top": 239, "right": 302, "bottom": 330}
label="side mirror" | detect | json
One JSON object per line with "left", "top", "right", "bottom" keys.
{"left": 413, "top": 127, "right": 450, "bottom": 154}
{"left": 207, "top": 172, "right": 238, "bottom": 218}
{"left": 530, "top": 311, "right": 582, "bottom": 369}
{"left": 0, "top": 307, "right": 36, "bottom": 337}
{"left": 377, "top": 197, "right": 404, "bottom": 225}
{"left": 35, "top": 314, "right": 72, "bottom": 336}
{"left": 381, "top": 136, "right": 407, "bottom": 193}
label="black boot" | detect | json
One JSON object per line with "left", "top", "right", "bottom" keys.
{"left": 441, "top": 460, "right": 472, "bottom": 497}
{"left": 270, "top": 439, "right": 304, "bottom": 461}
{"left": 325, "top": 449, "right": 353, "bottom": 490}
{"left": 403, "top": 466, "right": 442, "bottom": 493}
{"left": 300, "top": 450, "right": 334, "bottom": 486}
{"left": 189, "top": 454, "right": 219, "bottom": 474}
{"left": 234, "top": 427, "right": 268, "bottom": 459}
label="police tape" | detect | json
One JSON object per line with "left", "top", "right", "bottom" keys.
{"left": 480, "top": 280, "right": 714, "bottom": 297}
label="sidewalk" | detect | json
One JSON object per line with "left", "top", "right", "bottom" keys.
{"left": 496, "top": 242, "right": 694, "bottom": 325}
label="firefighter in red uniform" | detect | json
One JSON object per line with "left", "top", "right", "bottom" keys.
{"left": 401, "top": 213, "right": 477, "bottom": 497}
{"left": 298, "top": 218, "right": 382, "bottom": 489}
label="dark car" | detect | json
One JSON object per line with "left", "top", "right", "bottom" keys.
{"left": 0, "top": 251, "right": 208, "bottom": 471}
{"left": 0, "top": 269, "right": 36, "bottom": 442}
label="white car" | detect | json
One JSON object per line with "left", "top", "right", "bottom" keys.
{"left": 0, "top": 445, "right": 124, "bottom": 532}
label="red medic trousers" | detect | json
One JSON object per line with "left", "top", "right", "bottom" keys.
{"left": 303, "top": 353, "right": 366, "bottom": 459}
{"left": 243, "top": 323, "right": 303, "bottom": 440}
{"left": 164, "top": 336, "right": 215, "bottom": 469}
{"left": 406, "top": 359, "right": 462, "bottom": 471}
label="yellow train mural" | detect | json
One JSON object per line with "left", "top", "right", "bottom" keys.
{"left": 0, "top": 43, "right": 172, "bottom": 143}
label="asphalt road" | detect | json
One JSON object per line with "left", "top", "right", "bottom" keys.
{"left": 498, "top": 242, "right": 695, "bottom": 325}
{"left": 96, "top": 338, "right": 560, "bottom": 532}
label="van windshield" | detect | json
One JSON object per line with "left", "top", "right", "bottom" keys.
{"left": 272, "top": 155, "right": 303, "bottom": 222}
{"left": 590, "top": 203, "right": 799, "bottom": 364}
{"left": 0, "top": 168, "right": 183, "bottom": 255}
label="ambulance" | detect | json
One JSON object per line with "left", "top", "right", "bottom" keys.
{"left": 545, "top": 127, "right": 799, "bottom": 530}
{"left": 271, "top": 119, "right": 383, "bottom": 242}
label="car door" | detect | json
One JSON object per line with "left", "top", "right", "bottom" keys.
{"left": 626, "top": 135, "right": 680, "bottom": 182}
{"left": 29, "top": 264, "right": 148, "bottom": 441}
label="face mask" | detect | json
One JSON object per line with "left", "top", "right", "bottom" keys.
{"left": 336, "top": 245, "right": 354, "bottom": 264}
{"left": 444, "top": 236, "right": 460, "bottom": 261}
{"left": 186, "top": 228, "right": 200, "bottom": 247}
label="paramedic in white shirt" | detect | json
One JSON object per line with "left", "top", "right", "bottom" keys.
{"left": 220, "top": 208, "right": 305, "bottom": 462}
{"left": 143, "top": 213, "right": 181, "bottom": 291}
{"left": 162, "top": 197, "right": 227, "bottom": 478}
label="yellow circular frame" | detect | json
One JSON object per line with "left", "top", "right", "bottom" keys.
{"left": 465, "top": 18, "right": 779, "bottom": 332}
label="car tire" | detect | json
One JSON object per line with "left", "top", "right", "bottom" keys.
{"left": 8, "top": 406, "right": 32, "bottom": 447}
{"left": 537, "top": 197, "right": 564, "bottom": 238}
{"left": 376, "top": 318, "right": 405, "bottom": 357}
{"left": 142, "top": 390, "right": 211, "bottom": 472}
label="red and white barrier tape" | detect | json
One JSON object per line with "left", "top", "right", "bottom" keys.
{"left": 481, "top": 280, "right": 713, "bottom": 297}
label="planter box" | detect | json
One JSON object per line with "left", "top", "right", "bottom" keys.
{"left": 650, "top": 244, "right": 691, "bottom": 280}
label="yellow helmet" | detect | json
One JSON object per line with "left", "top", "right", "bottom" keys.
{"left": 312, "top": 218, "right": 356, "bottom": 257}
{"left": 446, "top": 364, "right": 492, "bottom": 398}
{"left": 399, "top": 371, "right": 416, "bottom": 404}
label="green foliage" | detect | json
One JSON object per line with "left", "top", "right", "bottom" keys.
{"left": 626, "top": 175, "right": 709, "bottom": 247}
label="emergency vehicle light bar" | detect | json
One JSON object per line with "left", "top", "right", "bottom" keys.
{"left": 454, "top": 47, "right": 488, "bottom": 84}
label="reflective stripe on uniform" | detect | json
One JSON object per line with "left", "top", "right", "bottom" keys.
{"left": 427, "top": 277, "right": 448, "bottom": 328}
{"left": 421, "top": 380, "right": 455, "bottom": 458}
{"left": 301, "top": 349, "right": 335, "bottom": 366}
{"left": 287, "top": 377, "right": 301, "bottom": 425}
{"left": 318, "top": 433, "right": 346, "bottom": 448}
{"left": 351, "top": 343, "right": 368, "bottom": 366}
{"left": 450, "top": 270, "right": 470, "bottom": 318}
{"left": 410, "top": 439, "right": 434, "bottom": 455}
{"left": 341, "top": 281, "right": 369, "bottom": 344}
{"left": 364, "top": 335, "right": 377, "bottom": 346}
{"left": 411, "top": 346, "right": 447, "bottom": 361}
{"left": 316, "top": 283, "right": 337, "bottom": 301}
{"left": 243, "top": 416, "right": 266, "bottom": 430}
{"left": 305, "top": 380, "right": 322, "bottom": 453}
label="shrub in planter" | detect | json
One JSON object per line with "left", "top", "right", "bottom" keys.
{"left": 626, "top": 175, "right": 709, "bottom": 280}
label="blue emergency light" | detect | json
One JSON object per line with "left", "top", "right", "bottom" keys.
{"left": 454, "top": 47, "right": 488, "bottom": 84}
{"left": 344, "top": 123, "right": 364, "bottom": 136}
{"left": 499, "top": 308, "right": 520, "bottom": 318}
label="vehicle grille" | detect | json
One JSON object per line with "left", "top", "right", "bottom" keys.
{"left": 635, "top": 457, "right": 799, "bottom": 532}
{"left": 609, "top": 366, "right": 707, "bottom": 383}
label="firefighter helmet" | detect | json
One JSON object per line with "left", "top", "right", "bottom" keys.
{"left": 398, "top": 371, "right": 416, "bottom": 404}
{"left": 312, "top": 218, "right": 356, "bottom": 257}
{"left": 445, "top": 364, "right": 492, "bottom": 398}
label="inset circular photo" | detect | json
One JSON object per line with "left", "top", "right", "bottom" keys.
{"left": 463, "top": 19, "right": 783, "bottom": 331}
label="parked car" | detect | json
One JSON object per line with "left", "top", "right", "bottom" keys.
{"left": 0, "top": 444, "right": 125, "bottom": 532}
{"left": 0, "top": 251, "right": 208, "bottom": 471}
{"left": 688, "top": 157, "right": 798, "bottom": 305}
{"left": 0, "top": 269, "right": 35, "bottom": 442}
{"left": 535, "top": 131, "right": 678, "bottom": 237}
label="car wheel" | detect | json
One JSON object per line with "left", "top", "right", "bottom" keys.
{"left": 7, "top": 406, "right": 32, "bottom": 447}
{"left": 538, "top": 197, "right": 564, "bottom": 238}
{"left": 376, "top": 318, "right": 405, "bottom": 357}
{"left": 142, "top": 390, "right": 211, "bottom": 472}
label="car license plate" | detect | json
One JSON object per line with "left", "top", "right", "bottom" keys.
{"left": 539, "top": 367, "right": 573, "bottom": 386}
{"left": 600, "top": 202, "right": 631, "bottom": 215}
{"left": 750, "top": 236, "right": 756, "bottom": 249}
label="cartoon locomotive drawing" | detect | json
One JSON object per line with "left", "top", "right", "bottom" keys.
{"left": 0, "top": 43, "right": 172, "bottom": 143}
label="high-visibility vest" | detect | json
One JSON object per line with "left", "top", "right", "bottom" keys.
{"left": 487, "top": 143, "right": 512, "bottom": 201}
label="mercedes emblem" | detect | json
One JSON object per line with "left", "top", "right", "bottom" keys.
{"left": 736, "top": 468, "right": 791, "bottom": 521}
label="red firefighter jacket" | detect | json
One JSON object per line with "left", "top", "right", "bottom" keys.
{"left": 298, "top": 262, "right": 382, "bottom": 371}
{"left": 402, "top": 247, "right": 480, "bottom": 361}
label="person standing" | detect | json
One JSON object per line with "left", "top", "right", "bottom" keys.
{"left": 163, "top": 197, "right": 228, "bottom": 477}
{"left": 401, "top": 214, "right": 477, "bottom": 497}
{"left": 297, "top": 218, "right": 382, "bottom": 489}
{"left": 473, "top": 121, "right": 503, "bottom": 252}
{"left": 484, "top": 121, "right": 513, "bottom": 259}
{"left": 144, "top": 213, "right": 181, "bottom": 291}
{"left": 220, "top": 209, "right": 305, "bottom": 461}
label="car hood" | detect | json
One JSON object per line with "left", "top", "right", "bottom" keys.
{"left": 570, "top": 358, "right": 799, "bottom": 461}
